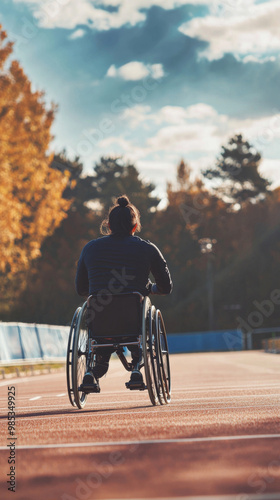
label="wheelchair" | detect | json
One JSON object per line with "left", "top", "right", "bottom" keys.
{"left": 66, "top": 292, "right": 171, "bottom": 408}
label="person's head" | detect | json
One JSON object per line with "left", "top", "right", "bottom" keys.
{"left": 101, "top": 195, "right": 141, "bottom": 237}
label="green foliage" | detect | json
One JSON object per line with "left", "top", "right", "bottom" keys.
{"left": 203, "top": 134, "right": 271, "bottom": 205}
{"left": 88, "top": 156, "right": 160, "bottom": 227}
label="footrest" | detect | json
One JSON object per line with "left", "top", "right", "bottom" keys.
{"left": 125, "top": 381, "right": 147, "bottom": 391}
{"left": 78, "top": 384, "right": 100, "bottom": 394}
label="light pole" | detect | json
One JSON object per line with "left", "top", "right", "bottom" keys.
{"left": 199, "top": 238, "right": 217, "bottom": 331}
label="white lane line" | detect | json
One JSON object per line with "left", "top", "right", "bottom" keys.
{"left": 172, "top": 382, "right": 280, "bottom": 392}
{"left": 6, "top": 403, "right": 280, "bottom": 421}
{"left": 0, "top": 388, "right": 279, "bottom": 410}
{"left": 0, "top": 373, "right": 65, "bottom": 387}
{"left": 0, "top": 388, "right": 280, "bottom": 407}
{"left": 174, "top": 393, "right": 280, "bottom": 402}
{"left": 29, "top": 396, "right": 42, "bottom": 401}
{"left": 1, "top": 433, "right": 279, "bottom": 451}
{"left": 1, "top": 368, "right": 279, "bottom": 390}
{"left": 3, "top": 394, "right": 280, "bottom": 413}
{"left": 1, "top": 378, "right": 279, "bottom": 394}
{"left": 109, "top": 494, "right": 280, "bottom": 500}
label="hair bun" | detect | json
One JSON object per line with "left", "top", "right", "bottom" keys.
{"left": 117, "top": 195, "right": 129, "bottom": 208}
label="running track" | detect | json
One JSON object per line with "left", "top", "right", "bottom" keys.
{"left": 0, "top": 351, "right": 280, "bottom": 500}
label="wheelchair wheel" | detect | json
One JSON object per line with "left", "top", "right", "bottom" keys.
{"left": 72, "top": 302, "right": 89, "bottom": 409}
{"left": 142, "top": 297, "right": 160, "bottom": 406}
{"left": 149, "top": 305, "right": 166, "bottom": 405}
{"left": 155, "top": 310, "right": 171, "bottom": 404}
{"left": 66, "top": 306, "right": 80, "bottom": 407}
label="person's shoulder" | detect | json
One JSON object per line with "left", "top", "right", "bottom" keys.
{"left": 94, "top": 235, "right": 111, "bottom": 245}
{"left": 146, "top": 239, "right": 165, "bottom": 259}
{"left": 82, "top": 236, "right": 109, "bottom": 253}
{"left": 132, "top": 236, "right": 160, "bottom": 253}
{"left": 131, "top": 235, "right": 151, "bottom": 246}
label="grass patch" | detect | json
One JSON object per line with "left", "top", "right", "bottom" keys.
{"left": 0, "top": 363, "right": 65, "bottom": 376}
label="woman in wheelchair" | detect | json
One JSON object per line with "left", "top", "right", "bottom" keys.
{"left": 75, "top": 195, "right": 173, "bottom": 393}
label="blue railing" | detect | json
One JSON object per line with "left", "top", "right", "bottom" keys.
{"left": 167, "top": 329, "right": 243, "bottom": 354}
{"left": 0, "top": 322, "right": 243, "bottom": 363}
{"left": 0, "top": 322, "right": 69, "bottom": 363}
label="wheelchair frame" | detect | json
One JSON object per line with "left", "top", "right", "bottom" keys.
{"left": 66, "top": 293, "right": 171, "bottom": 408}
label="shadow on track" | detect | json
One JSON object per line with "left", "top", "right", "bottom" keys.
{"left": 0, "top": 404, "right": 152, "bottom": 420}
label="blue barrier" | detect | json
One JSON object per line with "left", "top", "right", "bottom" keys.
{"left": 167, "top": 329, "right": 243, "bottom": 354}
{"left": 0, "top": 322, "right": 69, "bottom": 362}
{"left": 0, "top": 324, "right": 23, "bottom": 361}
{"left": 36, "top": 325, "right": 69, "bottom": 358}
{"left": 19, "top": 324, "right": 42, "bottom": 359}
{"left": 0, "top": 322, "right": 243, "bottom": 362}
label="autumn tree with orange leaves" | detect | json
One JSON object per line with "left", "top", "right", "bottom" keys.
{"left": 0, "top": 27, "right": 70, "bottom": 309}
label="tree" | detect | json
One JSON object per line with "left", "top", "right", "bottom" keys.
{"left": 84, "top": 157, "right": 160, "bottom": 237}
{"left": 51, "top": 151, "right": 83, "bottom": 204}
{"left": 156, "top": 160, "right": 228, "bottom": 332}
{"left": 176, "top": 159, "right": 191, "bottom": 189}
{"left": 203, "top": 134, "right": 271, "bottom": 206}
{"left": 0, "top": 27, "right": 72, "bottom": 317}
{"left": 7, "top": 152, "right": 97, "bottom": 324}
{"left": 0, "top": 26, "right": 70, "bottom": 281}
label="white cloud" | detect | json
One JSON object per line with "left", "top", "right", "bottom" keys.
{"left": 117, "top": 103, "right": 280, "bottom": 153}
{"left": 69, "top": 28, "right": 86, "bottom": 40}
{"left": 78, "top": 101, "right": 280, "bottom": 193}
{"left": 106, "top": 65, "right": 118, "bottom": 78}
{"left": 106, "top": 103, "right": 280, "bottom": 185}
{"left": 137, "top": 159, "right": 174, "bottom": 173}
{"left": 107, "top": 62, "right": 149, "bottom": 80}
{"left": 145, "top": 107, "right": 280, "bottom": 157}
{"left": 14, "top": 0, "right": 227, "bottom": 31}
{"left": 15, "top": 0, "right": 280, "bottom": 63}
{"left": 179, "top": 0, "right": 280, "bottom": 60}
{"left": 120, "top": 103, "right": 220, "bottom": 129}
{"left": 146, "top": 122, "right": 222, "bottom": 155}
{"left": 259, "top": 158, "right": 280, "bottom": 187}
{"left": 106, "top": 61, "right": 165, "bottom": 80}
{"left": 98, "top": 136, "right": 149, "bottom": 161}
{"left": 121, "top": 105, "right": 152, "bottom": 128}
{"left": 156, "top": 106, "right": 189, "bottom": 125}
{"left": 150, "top": 63, "right": 165, "bottom": 79}
{"left": 243, "top": 55, "right": 276, "bottom": 64}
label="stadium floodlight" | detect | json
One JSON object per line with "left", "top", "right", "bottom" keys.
{"left": 199, "top": 238, "right": 217, "bottom": 330}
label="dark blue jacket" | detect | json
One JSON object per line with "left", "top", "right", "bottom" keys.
{"left": 75, "top": 235, "right": 173, "bottom": 297}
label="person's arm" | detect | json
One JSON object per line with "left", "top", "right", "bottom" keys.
{"left": 149, "top": 244, "right": 173, "bottom": 295}
{"left": 75, "top": 248, "right": 89, "bottom": 296}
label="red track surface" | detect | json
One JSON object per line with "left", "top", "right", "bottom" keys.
{"left": 1, "top": 351, "right": 280, "bottom": 500}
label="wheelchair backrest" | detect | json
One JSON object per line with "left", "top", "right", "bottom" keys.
{"left": 86, "top": 292, "right": 144, "bottom": 338}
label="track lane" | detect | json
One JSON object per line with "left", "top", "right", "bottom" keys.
{"left": 1, "top": 352, "right": 280, "bottom": 499}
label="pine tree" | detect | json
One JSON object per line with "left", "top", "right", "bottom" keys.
{"left": 203, "top": 134, "right": 270, "bottom": 205}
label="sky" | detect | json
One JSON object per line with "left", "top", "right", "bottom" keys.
{"left": 1, "top": 0, "right": 280, "bottom": 200}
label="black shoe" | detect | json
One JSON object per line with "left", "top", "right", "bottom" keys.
{"left": 125, "top": 370, "right": 146, "bottom": 391}
{"left": 79, "top": 372, "right": 100, "bottom": 393}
